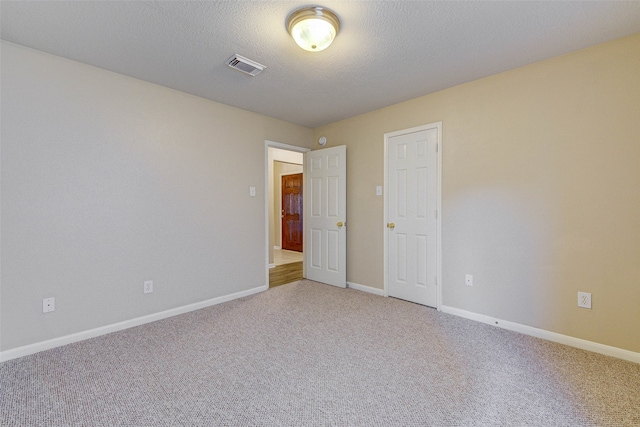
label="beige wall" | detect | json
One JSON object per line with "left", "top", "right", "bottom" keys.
{"left": 313, "top": 33, "right": 640, "bottom": 353}
{"left": 0, "top": 42, "right": 312, "bottom": 351}
{"left": 2, "top": 34, "right": 638, "bottom": 356}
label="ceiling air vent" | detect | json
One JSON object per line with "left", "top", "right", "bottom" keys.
{"left": 226, "top": 54, "right": 266, "bottom": 76}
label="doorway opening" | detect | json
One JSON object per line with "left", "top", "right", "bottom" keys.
{"left": 265, "top": 141, "right": 309, "bottom": 288}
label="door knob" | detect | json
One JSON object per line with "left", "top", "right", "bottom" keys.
{"left": 387, "top": 222, "right": 395, "bottom": 229}
{"left": 337, "top": 222, "right": 344, "bottom": 227}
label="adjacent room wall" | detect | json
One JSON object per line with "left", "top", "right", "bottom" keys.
{"left": 313, "top": 33, "right": 640, "bottom": 353}
{"left": 0, "top": 41, "right": 313, "bottom": 352}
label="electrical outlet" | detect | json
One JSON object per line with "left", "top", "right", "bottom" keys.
{"left": 43, "top": 297, "right": 55, "bottom": 313}
{"left": 144, "top": 280, "right": 153, "bottom": 294}
{"left": 578, "top": 292, "right": 591, "bottom": 309}
{"left": 465, "top": 274, "right": 473, "bottom": 286}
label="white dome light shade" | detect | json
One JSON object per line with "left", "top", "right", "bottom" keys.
{"left": 291, "top": 18, "right": 336, "bottom": 51}
{"left": 286, "top": 6, "right": 340, "bottom": 52}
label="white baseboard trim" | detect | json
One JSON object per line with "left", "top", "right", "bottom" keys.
{"left": 268, "top": 263, "right": 276, "bottom": 269}
{"left": 347, "top": 281, "right": 384, "bottom": 296}
{"left": 274, "top": 246, "right": 281, "bottom": 250}
{"left": 0, "top": 285, "right": 268, "bottom": 363}
{"left": 441, "top": 305, "right": 640, "bottom": 364}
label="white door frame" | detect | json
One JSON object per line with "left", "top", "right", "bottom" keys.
{"left": 264, "top": 141, "right": 310, "bottom": 288}
{"left": 383, "top": 122, "right": 443, "bottom": 309}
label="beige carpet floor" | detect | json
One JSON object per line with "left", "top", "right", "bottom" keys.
{"left": 1, "top": 280, "right": 639, "bottom": 426}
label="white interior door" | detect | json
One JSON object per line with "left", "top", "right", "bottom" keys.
{"left": 305, "top": 145, "right": 347, "bottom": 288}
{"left": 386, "top": 126, "right": 439, "bottom": 307}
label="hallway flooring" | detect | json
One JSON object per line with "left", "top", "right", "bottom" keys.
{"left": 273, "top": 249, "right": 303, "bottom": 266}
{"left": 270, "top": 249, "right": 303, "bottom": 287}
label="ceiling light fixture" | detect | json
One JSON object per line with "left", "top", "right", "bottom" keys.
{"left": 286, "top": 6, "right": 340, "bottom": 52}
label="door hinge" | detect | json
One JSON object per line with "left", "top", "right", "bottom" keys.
{"left": 435, "top": 143, "right": 438, "bottom": 153}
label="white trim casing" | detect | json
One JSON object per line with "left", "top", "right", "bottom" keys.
{"left": 441, "top": 305, "right": 640, "bottom": 364}
{"left": 347, "top": 281, "right": 384, "bottom": 296}
{"left": 346, "top": 281, "right": 638, "bottom": 364}
{"left": 0, "top": 285, "right": 267, "bottom": 363}
{"left": 5, "top": 285, "right": 636, "bottom": 365}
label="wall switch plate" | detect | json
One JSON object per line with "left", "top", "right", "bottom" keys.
{"left": 376, "top": 186, "right": 383, "bottom": 196}
{"left": 249, "top": 186, "right": 256, "bottom": 197}
{"left": 144, "top": 280, "right": 153, "bottom": 294}
{"left": 578, "top": 292, "right": 592, "bottom": 309}
{"left": 43, "top": 297, "right": 55, "bottom": 313}
{"left": 465, "top": 274, "right": 473, "bottom": 286}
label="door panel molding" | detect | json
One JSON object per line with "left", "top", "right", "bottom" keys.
{"left": 276, "top": 170, "right": 302, "bottom": 249}
{"left": 384, "top": 123, "right": 442, "bottom": 309}
{"left": 305, "top": 145, "right": 347, "bottom": 288}
{"left": 281, "top": 173, "right": 303, "bottom": 252}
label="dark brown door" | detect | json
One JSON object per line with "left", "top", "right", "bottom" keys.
{"left": 282, "top": 173, "right": 303, "bottom": 252}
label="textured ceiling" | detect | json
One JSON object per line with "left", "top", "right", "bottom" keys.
{"left": 2, "top": 1, "right": 640, "bottom": 128}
